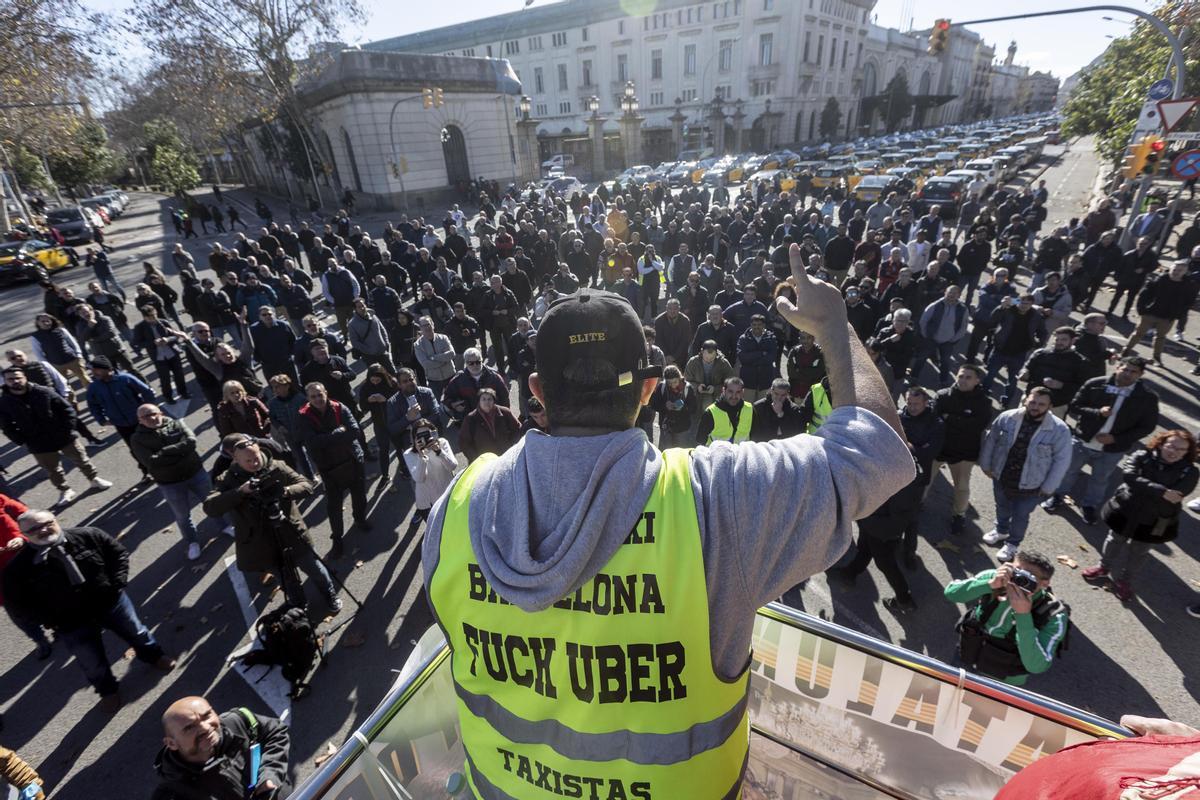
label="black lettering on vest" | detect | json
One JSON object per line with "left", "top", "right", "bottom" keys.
{"left": 533, "top": 761, "right": 554, "bottom": 791}
{"left": 515, "top": 754, "right": 533, "bottom": 782}
{"left": 624, "top": 512, "right": 656, "bottom": 545}
{"left": 468, "top": 563, "right": 488, "bottom": 601}
{"left": 504, "top": 635, "right": 532, "bottom": 688}
{"left": 612, "top": 574, "right": 635, "bottom": 615}
{"left": 627, "top": 643, "right": 655, "bottom": 702}
{"left": 553, "top": 596, "right": 573, "bottom": 610}
{"left": 656, "top": 641, "right": 687, "bottom": 701}
{"left": 572, "top": 585, "right": 592, "bottom": 613}
{"left": 481, "top": 631, "right": 508, "bottom": 682}
{"left": 593, "top": 574, "right": 611, "bottom": 615}
{"left": 639, "top": 574, "right": 665, "bottom": 614}
{"left": 567, "top": 642, "right": 595, "bottom": 702}
{"left": 641, "top": 512, "right": 655, "bottom": 543}
{"left": 561, "top": 772, "right": 582, "bottom": 798}
{"left": 552, "top": 766, "right": 563, "bottom": 795}
{"left": 596, "top": 644, "right": 627, "bottom": 704}
{"left": 580, "top": 775, "right": 603, "bottom": 800}
{"left": 606, "top": 779, "right": 628, "bottom": 800}
{"left": 847, "top": 659, "right": 883, "bottom": 715}
{"left": 630, "top": 783, "right": 651, "bottom": 800}
{"left": 462, "top": 623, "right": 480, "bottom": 676}
{"left": 497, "top": 747, "right": 515, "bottom": 772}
{"left": 530, "top": 637, "right": 558, "bottom": 699}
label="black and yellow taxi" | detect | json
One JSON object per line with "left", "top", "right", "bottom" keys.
{"left": 0, "top": 239, "right": 76, "bottom": 286}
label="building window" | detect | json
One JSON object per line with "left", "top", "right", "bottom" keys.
{"left": 505, "top": 39, "right": 519, "bottom": 55}
{"left": 816, "top": 35, "right": 824, "bottom": 65}
{"left": 650, "top": 91, "right": 664, "bottom": 105}
{"left": 734, "top": 0, "right": 742, "bottom": 12}
{"left": 582, "top": 26, "right": 589, "bottom": 41}
{"left": 716, "top": 84, "right": 732, "bottom": 99}
{"left": 557, "top": 63, "right": 568, "bottom": 91}
{"left": 552, "top": 32, "right": 567, "bottom": 47}
{"left": 842, "top": 40, "right": 849, "bottom": 69}
{"left": 463, "top": 47, "right": 475, "bottom": 57}
{"left": 582, "top": 59, "right": 593, "bottom": 86}
{"left": 618, "top": 20, "right": 624, "bottom": 35}
{"left": 559, "top": 101, "right": 572, "bottom": 114}
{"left": 751, "top": 80, "right": 774, "bottom": 97}
{"left": 651, "top": 49, "right": 663, "bottom": 80}
{"left": 534, "top": 67, "right": 544, "bottom": 94}
{"left": 681, "top": 88, "right": 697, "bottom": 102}
{"left": 803, "top": 32, "right": 811, "bottom": 62}
{"left": 529, "top": 35, "right": 543, "bottom": 51}
{"left": 617, "top": 53, "right": 628, "bottom": 82}
{"left": 719, "top": 39, "right": 733, "bottom": 72}
{"left": 759, "top": 33, "right": 773, "bottom": 66}
{"left": 764, "top": 0, "right": 774, "bottom": 8}
{"left": 684, "top": 44, "right": 697, "bottom": 75}
{"left": 829, "top": 37, "right": 836, "bottom": 67}
{"left": 486, "top": 45, "right": 493, "bottom": 57}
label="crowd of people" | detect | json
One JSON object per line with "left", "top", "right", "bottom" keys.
{"left": 1, "top": 159, "right": 1199, "bottom": 796}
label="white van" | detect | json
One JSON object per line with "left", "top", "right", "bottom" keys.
{"left": 541, "top": 154, "right": 575, "bottom": 172}
{"left": 963, "top": 159, "right": 1000, "bottom": 188}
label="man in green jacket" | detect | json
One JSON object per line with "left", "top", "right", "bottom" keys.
{"left": 130, "top": 404, "right": 232, "bottom": 561}
{"left": 945, "top": 550, "right": 1069, "bottom": 686}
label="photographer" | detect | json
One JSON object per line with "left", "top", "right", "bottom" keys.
{"left": 203, "top": 435, "right": 340, "bottom": 612}
{"left": 402, "top": 419, "right": 458, "bottom": 526}
{"left": 945, "top": 550, "right": 1069, "bottom": 686}
{"left": 153, "top": 695, "right": 290, "bottom": 800}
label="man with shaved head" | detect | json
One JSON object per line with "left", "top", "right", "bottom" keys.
{"left": 153, "top": 695, "right": 291, "bottom": 799}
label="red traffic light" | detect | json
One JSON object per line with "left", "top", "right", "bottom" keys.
{"left": 936, "top": 19, "right": 951, "bottom": 30}
{"left": 1150, "top": 139, "right": 1166, "bottom": 152}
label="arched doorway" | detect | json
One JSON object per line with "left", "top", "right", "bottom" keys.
{"left": 441, "top": 124, "right": 471, "bottom": 187}
{"left": 793, "top": 111, "right": 804, "bottom": 143}
{"left": 750, "top": 117, "right": 766, "bottom": 152}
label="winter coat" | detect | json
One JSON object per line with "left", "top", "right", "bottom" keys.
{"left": 1068, "top": 377, "right": 1160, "bottom": 453}
{"left": 203, "top": 454, "right": 316, "bottom": 573}
{"left": 296, "top": 400, "right": 364, "bottom": 480}
{"left": 385, "top": 387, "right": 442, "bottom": 438}
{"left": 979, "top": 409, "right": 1073, "bottom": 494}
{"left": 347, "top": 312, "right": 391, "bottom": 357}
{"left": 442, "top": 367, "right": 510, "bottom": 415}
{"left": 1101, "top": 448, "right": 1198, "bottom": 542}
{"left": 152, "top": 709, "right": 291, "bottom": 800}
{"left": 414, "top": 333, "right": 457, "bottom": 382}
{"left": 736, "top": 330, "right": 779, "bottom": 390}
{"left": 901, "top": 407, "right": 945, "bottom": 485}
{"left": 2, "top": 527, "right": 128, "bottom": 631}
{"left": 1022, "top": 347, "right": 1089, "bottom": 408}
{"left": 749, "top": 396, "right": 805, "bottom": 442}
{"left": 0, "top": 384, "right": 78, "bottom": 452}
{"left": 85, "top": 372, "right": 155, "bottom": 428}
{"left": 649, "top": 382, "right": 699, "bottom": 434}
{"left": 216, "top": 396, "right": 272, "bottom": 438}
{"left": 459, "top": 406, "right": 522, "bottom": 462}
{"left": 129, "top": 418, "right": 204, "bottom": 485}
{"left": 683, "top": 353, "right": 735, "bottom": 406}
{"left": 932, "top": 385, "right": 993, "bottom": 463}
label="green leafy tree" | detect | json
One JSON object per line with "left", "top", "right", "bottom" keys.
{"left": 881, "top": 73, "right": 913, "bottom": 133}
{"left": 9, "top": 144, "right": 50, "bottom": 191}
{"left": 46, "top": 121, "right": 116, "bottom": 189}
{"left": 819, "top": 98, "right": 842, "bottom": 140}
{"left": 1062, "top": 1, "right": 1200, "bottom": 163}
{"left": 150, "top": 146, "right": 200, "bottom": 194}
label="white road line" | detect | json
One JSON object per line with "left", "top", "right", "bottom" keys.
{"left": 225, "top": 555, "right": 292, "bottom": 721}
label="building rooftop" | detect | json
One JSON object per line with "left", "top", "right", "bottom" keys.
{"left": 296, "top": 49, "right": 521, "bottom": 107}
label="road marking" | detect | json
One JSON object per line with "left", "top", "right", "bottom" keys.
{"left": 225, "top": 555, "right": 292, "bottom": 721}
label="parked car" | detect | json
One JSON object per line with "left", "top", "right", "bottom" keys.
{"left": 853, "top": 174, "right": 901, "bottom": 203}
{"left": 962, "top": 159, "right": 1001, "bottom": 187}
{"left": 44, "top": 206, "right": 94, "bottom": 244}
{"left": 542, "top": 176, "right": 586, "bottom": 197}
{"left": 916, "top": 176, "right": 969, "bottom": 217}
{"left": 81, "top": 196, "right": 119, "bottom": 220}
{"left": 0, "top": 239, "right": 76, "bottom": 286}
{"left": 668, "top": 162, "right": 697, "bottom": 187}
{"left": 541, "top": 153, "right": 576, "bottom": 172}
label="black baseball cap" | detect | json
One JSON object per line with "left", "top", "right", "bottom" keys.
{"left": 536, "top": 291, "right": 663, "bottom": 392}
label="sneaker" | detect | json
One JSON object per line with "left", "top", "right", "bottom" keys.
{"left": 54, "top": 488, "right": 77, "bottom": 508}
{"left": 882, "top": 596, "right": 918, "bottom": 613}
{"left": 221, "top": 525, "right": 236, "bottom": 538}
{"left": 98, "top": 693, "right": 123, "bottom": 714}
{"left": 328, "top": 595, "right": 344, "bottom": 613}
{"left": 1113, "top": 580, "right": 1135, "bottom": 602}
{"left": 1081, "top": 506, "right": 1099, "bottom": 525}
{"left": 1081, "top": 565, "right": 1109, "bottom": 581}
{"left": 982, "top": 529, "right": 1009, "bottom": 545}
{"left": 1173, "top": 331, "right": 1185, "bottom": 342}
{"left": 1187, "top": 498, "right": 1200, "bottom": 514}
{"left": 187, "top": 542, "right": 201, "bottom": 560}
{"left": 1040, "top": 495, "right": 1062, "bottom": 512}
{"left": 1187, "top": 604, "right": 1200, "bottom": 618}
{"left": 90, "top": 477, "right": 113, "bottom": 490}
{"left": 949, "top": 515, "right": 965, "bottom": 536}
{"left": 996, "top": 543, "right": 1019, "bottom": 563}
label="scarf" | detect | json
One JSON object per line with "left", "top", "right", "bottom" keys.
{"left": 33, "top": 541, "right": 86, "bottom": 586}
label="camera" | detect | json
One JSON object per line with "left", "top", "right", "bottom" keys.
{"left": 415, "top": 429, "right": 437, "bottom": 448}
{"left": 245, "top": 474, "right": 286, "bottom": 522}
{"left": 1009, "top": 568, "right": 1039, "bottom": 594}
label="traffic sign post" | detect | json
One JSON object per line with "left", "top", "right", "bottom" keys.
{"left": 1157, "top": 98, "right": 1199, "bottom": 134}
{"left": 1170, "top": 150, "right": 1200, "bottom": 181}
{"left": 1149, "top": 78, "right": 1175, "bottom": 101}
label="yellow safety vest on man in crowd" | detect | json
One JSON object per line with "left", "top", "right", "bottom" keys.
{"left": 704, "top": 400, "right": 753, "bottom": 444}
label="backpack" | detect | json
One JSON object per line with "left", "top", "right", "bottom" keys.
{"left": 239, "top": 605, "right": 321, "bottom": 697}
{"left": 964, "top": 592, "right": 1072, "bottom": 656}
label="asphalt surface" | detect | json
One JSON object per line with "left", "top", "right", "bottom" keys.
{"left": 0, "top": 136, "right": 1198, "bottom": 800}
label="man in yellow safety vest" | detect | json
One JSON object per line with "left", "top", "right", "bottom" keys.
{"left": 695, "top": 377, "right": 753, "bottom": 445}
{"left": 422, "top": 246, "right": 911, "bottom": 799}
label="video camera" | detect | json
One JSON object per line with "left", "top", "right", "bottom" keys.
{"left": 414, "top": 428, "right": 437, "bottom": 448}
{"left": 244, "top": 473, "right": 287, "bottom": 523}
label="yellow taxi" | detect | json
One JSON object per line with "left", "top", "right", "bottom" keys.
{"left": 0, "top": 239, "right": 75, "bottom": 271}
{"left": 810, "top": 163, "right": 855, "bottom": 192}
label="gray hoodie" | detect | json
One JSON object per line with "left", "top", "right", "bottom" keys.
{"left": 422, "top": 405, "right": 913, "bottom": 678}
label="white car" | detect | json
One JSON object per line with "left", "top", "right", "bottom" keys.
{"left": 541, "top": 176, "right": 585, "bottom": 198}
{"left": 962, "top": 159, "right": 1001, "bottom": 187}
{"left": 541, "top": 153, "right": 575, "bottom": 171}
{"left": 616, "top": 165, "right": 655, "bottom": 184}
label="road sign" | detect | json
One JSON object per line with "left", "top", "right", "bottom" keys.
{"left": 1170, "top": 150, "right": 1200, "bottom": 180}
{"left": 1133, "top": 99, "right": 1163, "bottom": 140}
{"left": 1157, "top": 98, "right": 1199, "bottom": 133}
{"left": 1148, "top": 78, "right": 1174, "bottom": 101}
{"left": 1166, "top": 131, "right": 1200, "bottom": 142}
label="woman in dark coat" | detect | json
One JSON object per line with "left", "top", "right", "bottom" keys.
{"left": 356, "top": 363, "right": 398, "bottom": 480}
{"left": 1085, "top": 429, "right": 1199, "bottom": 601}
{"left": 458, "top": 387, "right": 521, "bottom": 463}
{"left": 216, "top": 381, "right": 272, "bottom": 438}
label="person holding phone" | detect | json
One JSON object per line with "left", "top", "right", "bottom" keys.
{"left": 402, "top": 419, "right": 458, "bottom": 525}
{"left": 944, "top": 550, "right": 1070, "bottom": 686}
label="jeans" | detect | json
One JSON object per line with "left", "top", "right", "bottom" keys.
{"left": 58, "top": 590, "right": 164, "bottom": 696}
{"left": 1056, "top": 440, "right": 1124, "bottom": 510}
{"left": 158, "top": 469, "right": 212, "bottom": 543}
{"left": 1099, "top": 531, "right": 1154, "bottom": 583}
{"left": 1108, "top": 282, "right": 1143, "bottom": 317}
{"left": 992, "top": 484, "right": 1043, "bottom": 546}
{"left": 985, "top": 351, "right": 1027, "bottom": 404}
{"left": 95, "top": 273, "right": 125, "bottom": 300}
{"left": 6, "top": 605, "right": 49, "bottom": 647}
{"left": 912, "top": 339, "right": 958, "bottom": 385}
{"left": 151, "top": 355, "right": 189, "bottom": 402}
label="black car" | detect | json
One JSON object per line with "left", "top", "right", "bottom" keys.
{"left": 916, "top": 177, "right": 968, "bottom": 218}
{"left": 0, "top": 252, "right": 49, "bottom": 287}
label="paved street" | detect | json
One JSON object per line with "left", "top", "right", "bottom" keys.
{"left": 0, "top": 136, "right": 1198, "bottom": 799}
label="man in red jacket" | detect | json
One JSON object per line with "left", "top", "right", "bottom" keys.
{"left": 0, "top": 493, "right": 50, "bottom": 658}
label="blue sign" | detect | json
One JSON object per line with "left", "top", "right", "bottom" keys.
{"left": 1149, "top": 78, "right": 1174, "bottom": 101}
{"left": 1171, "top": 150, "right": 1200, "bottom": 180}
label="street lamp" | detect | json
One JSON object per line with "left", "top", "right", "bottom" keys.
{"left": 586, "top": 95, "right": 601, "bottom": 116}
{"left": 518, "top": 95, "right": 532, "bottom": 120}
{"left": 620, "top": 81, "right": 639, "bottom": 115}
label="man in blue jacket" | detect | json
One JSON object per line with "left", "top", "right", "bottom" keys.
{"left": 736, "top": 315, "right": 779, "bottom": 403}
{"left": 86, "top": 357, "right": 156, "bottom": 482}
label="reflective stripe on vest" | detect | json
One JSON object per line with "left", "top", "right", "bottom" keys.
{"left": 705, "top": 401, "right": 752, "bottom": 445}
{"left": 429, "top": 449, "right": 750, "bottom": 800}
{"left": 806, "top": 383, "right": 832, "bottom": 434}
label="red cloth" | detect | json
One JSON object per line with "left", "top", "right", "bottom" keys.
{"left": 0, "top": 494, "right": 30, "bottom": 605}
{"left": 996, "top": 734, "right": 1200, "bottom": 799}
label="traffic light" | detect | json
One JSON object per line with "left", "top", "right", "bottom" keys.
{"left": 1120, "top": 146, "right": 1138, "bottom": 179}
{"left": 422, "top": 87, "right": 433, "bottom": 109}
{"left": 433, "top": 87, "right": 445, "bottom": 107}
{"left": 1142, "top": 136, "right": 1166, "bottom": 175}
{"left": 928, "top": 19, "right": 951, "bottom": 55}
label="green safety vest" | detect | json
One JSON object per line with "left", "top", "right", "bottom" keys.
{"left": 806, "top": 383, "right": 832, "bottom": 434}
{"left": 704, "top": 401, "right": 753, "bottom": 445}
{"left": 429, "top": 449, "right": 750, "bottom": 800}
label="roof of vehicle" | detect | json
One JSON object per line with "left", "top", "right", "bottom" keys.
{"left": 857, "top": 174, "right": 898, "bottom": 186}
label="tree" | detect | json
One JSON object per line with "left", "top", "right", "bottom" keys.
{"left": 142, "top": 118, "right": 200, "bottom": 193}
{"left": 46, "top": 121, "right": 116, "bottom": 190}
{"left": 819, "top": 98, "right": 842, "bottom": 140}
{"left": 1062, "top": 1, "right": 1200, "bottom": 163}
{"left": 881, "top": 73, "right": 913, "bottom": 133}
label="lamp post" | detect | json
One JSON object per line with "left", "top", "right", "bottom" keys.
{"left": 731, "top": 99, "right": 747, "bottom": 153}
{"left": 669, "top": 97, "right": 687, "bottom": 158}
{"left": 706, "top": 93, "right": 727, "bottom": 155}
{"left": 618, "top": 81, "right": 643, "bottom": 169}
{"left": 515, "top": 94, "right": 539, "bottom": 183}
{"left": 586, "top": 95, "right": 606, "bottom": 180}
